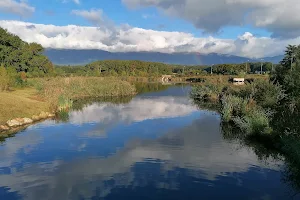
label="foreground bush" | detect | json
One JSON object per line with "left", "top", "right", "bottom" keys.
{"left": 220, "top": 95, "right": 248, "bottom": 122}
{"left": 237, "top": 79, "right": 286, "bottom": 108}
{"left": 191, "top": 80, "right": 275, "bottom": 136}
{"left": 233, "top": 108, "right": 272, "bottom": 135}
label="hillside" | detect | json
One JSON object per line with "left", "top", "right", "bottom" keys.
{"left": 45, "top": 49, "right": 283, "bottom": 66}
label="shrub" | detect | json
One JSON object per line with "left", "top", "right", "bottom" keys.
{"left": 220, "top": 95, "right": 249, "bottom": 122}
{"left": 58, "top": 95, "right": 73, "bottom": 111}
{"left": 237, "top": 79, "right": 286, "bottom": 108}
{"left": 190, "top": 84, "right": 223, "bottom": 101}
{"left": 252, "top": 79, "right": 286, "bottom": 108}
{"left": 233, "top": 107, "right": 272, "bottom": 135}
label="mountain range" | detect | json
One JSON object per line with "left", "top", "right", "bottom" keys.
{"left": 45, "top": 49, "right": 284, "bottom": 66}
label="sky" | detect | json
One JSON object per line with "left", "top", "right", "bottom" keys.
{"left": 0, "top": 0, "right": 300, "bottom": 58}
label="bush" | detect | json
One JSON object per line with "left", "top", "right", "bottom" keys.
{"left": 233, "top": 107, "right": 272, "bottom": 135}
{"left": 220, "top": 95, "right": 248, "bottom": 122}
{"left": 220, "top": 93, "right": 272, "bottom": 135}
{"left": 190, "top": 84, "right": 223, "bottom": 101}
{"left": 237, "top": 79, "right": 286, "bottom": 108}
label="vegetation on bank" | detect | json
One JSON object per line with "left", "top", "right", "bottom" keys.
{"left": 31, "top": 77, "right": 136, "bottom": 111}
{"left": 191, "top": 44, "right": 300, "bottom": 189}
{"left": 0, "top": 77, "right": 136, "bottom": 128}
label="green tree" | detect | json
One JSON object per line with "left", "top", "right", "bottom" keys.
{"left": 0, "top": 28, "right": 54, "bottom": 75}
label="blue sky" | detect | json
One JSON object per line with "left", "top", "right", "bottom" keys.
{"left": 0, "top": 0, "right": 271, "bottom": 39}
{"left": 0, "top": 0, "right": 299, "bottom": 57}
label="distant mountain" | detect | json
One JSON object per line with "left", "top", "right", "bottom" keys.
{"left": 261, "top": 55, "right": 284, "bottom": 64}
{"left": 44, "top": 49, "right": 283, "bottom": 66}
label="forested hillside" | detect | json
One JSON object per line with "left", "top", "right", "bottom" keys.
{"left": 45, "top": 49, "right": 283, "bottom": 66}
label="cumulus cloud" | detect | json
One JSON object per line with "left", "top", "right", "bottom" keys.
{"left": 0, "top": 20, "right": 300, "bottom": 58}
{"left": 0, "top": 0, "right": 35, "bottom": 17}
{"left": 122, "top": 0, "right": 300, "bottom": 38}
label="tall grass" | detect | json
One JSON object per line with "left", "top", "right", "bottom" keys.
{"left": 237, "top": 79, "right": 286, "bottom": 108}
{"left": 220, "top": 94, "right": 272, "bottom": 135}
{"left": 0, "top": 66, "right": 10, "bottom": 91}
{"left": 233, "top": 108, "right": 272, "bottom": 135}
{"left": 190, "top": 84, "right": 223, "bottom": 101}
{"left": 191, "top": 79, "right": 280, "bottom": 136}
{"left": 220, "top": 95, "right": 248, "bottom": 122}
{"left": 58, "top": 95, "right": 73, "bottom": 111}
{"left": 29, "top": 77, "right": 136, "bottom": 111}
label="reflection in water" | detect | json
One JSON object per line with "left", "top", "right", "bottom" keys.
{"left": 0, "top": 85, "right": 295, "bottom": 199}
{"left": 69, "top": 96, "right": 197, "bottom": 125}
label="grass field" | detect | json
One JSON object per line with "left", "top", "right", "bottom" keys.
{"left": 0, "top": 88, "right": 50, "bottom": 125}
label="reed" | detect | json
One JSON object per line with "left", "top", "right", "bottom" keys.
{"left": 29, "top": 77, "right": 136, "bottom": 111}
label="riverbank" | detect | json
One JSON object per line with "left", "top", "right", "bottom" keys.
{"left": 0, "top": 88, "right": 51, "bottom": 125}
{"left": 190, "top": 75, "right": 300, "bottom": 190}
{"left": 0, "top": 77, "right": 136, "bottom": 132}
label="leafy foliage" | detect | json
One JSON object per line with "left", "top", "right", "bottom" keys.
{"left": 0, "top": 28, "right": 53, "bottom": 75}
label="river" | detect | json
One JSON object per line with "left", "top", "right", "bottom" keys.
{"left": 0, "top": 84, "right": 298, "bottom": 199}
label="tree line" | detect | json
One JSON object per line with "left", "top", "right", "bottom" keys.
{"left": 56, "top": 61, "right": 277, "bottom": 77}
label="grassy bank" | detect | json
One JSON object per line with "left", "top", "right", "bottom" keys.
{"left": 0, "top": 77, "right": 136, "bottom": 126}
{"left": 0, "top": 88, "right": 50, "bottom": 125}
{"left": 190, "top": 68, "right": 300, "bottom": 190}
{"left": 31, "top": 77, "right": 136, "bottom": 110}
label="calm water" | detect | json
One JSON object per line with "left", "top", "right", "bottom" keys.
{"left": 0, "top": 85, "right": 297, "bottom": 199}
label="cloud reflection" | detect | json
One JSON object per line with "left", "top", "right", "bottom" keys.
{"left": 68, "top": 96, "right": 198, "bottom": 125}
{"left": 0, "top": 114, "right": 284, "bottom": 199}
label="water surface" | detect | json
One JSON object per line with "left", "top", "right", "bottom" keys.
{"left": 0, "top": 85, "right": 295, "bottom": 199}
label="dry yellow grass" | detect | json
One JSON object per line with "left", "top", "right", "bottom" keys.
{"left": 0, "top": 88, "right": 50, "bottom": 125}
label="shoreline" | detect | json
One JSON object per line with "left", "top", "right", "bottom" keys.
{"left": 0, "top": 78, "right": 137, "bottom": 135}
{"left": 0, "top": 111, "right": 56, "bottom": 133}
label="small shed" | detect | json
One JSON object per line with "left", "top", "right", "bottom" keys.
{"left": 162, "top": 75, "right": 172, "bottom": 83}
{"left": 233, "top": 78, "right": 245, "bottom": 85}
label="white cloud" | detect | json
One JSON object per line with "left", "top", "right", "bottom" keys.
{"left": 71, "top": 9, "right": 104, "bottom": 25}
{"left": 0, "top": 0, "right": 35, "bottom": 17}
{"left": 1, "top": 20, "right": 300, "bottom": 58}
{"left": 68, "top": 96, "right": 198, "bottom": 125}
{"left": 62, "top": 0, "right": 80, "bottom": 4}
{"left": 122, "top": 0, "right": 300, "bottom": 38}
{"left": 73, "top": 0, "right": 80, "bottom": 4}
